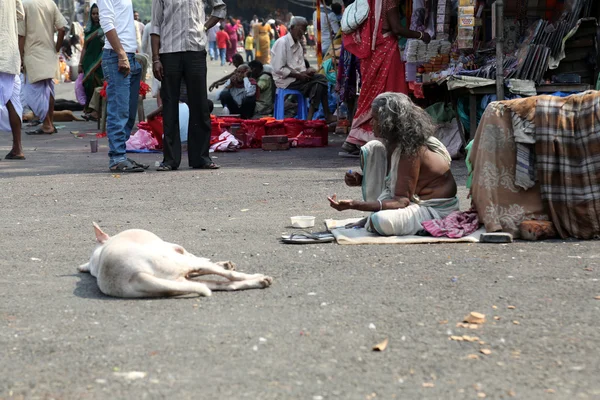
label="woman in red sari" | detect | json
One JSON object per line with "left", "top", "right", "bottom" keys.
{"left": 341, "top": 0, "right": 430, "bottom": 155}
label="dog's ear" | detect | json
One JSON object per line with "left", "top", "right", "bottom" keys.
{"left": 92, "top": 222, "right": 110, "bottom": 244}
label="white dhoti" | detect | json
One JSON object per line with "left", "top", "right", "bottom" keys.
{"left": 21, "top": 76, "right": 54, "bottom": 122}
{"left": 0, "top": 72, "right": 22, "bottom": 132}
{"left": 360, "top": 138, "right": 460, "bottom": 236}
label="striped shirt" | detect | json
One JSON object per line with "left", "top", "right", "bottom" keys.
{"left": 150, "top": 0, "right": 226, "bottom": 54}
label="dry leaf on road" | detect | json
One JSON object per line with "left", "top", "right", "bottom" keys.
{"left": 480, "top": 349, "right": 492, "bottom": 355}
{"left": 507, "top": 305, "right": 516, "bottom": 309}
{"left": 372, "top": 338, "right": 389, "bottom": 352}
{"left": 422, "top": 382, "right": 435, "bottom": 388}
{"left": 464, "top": 312, "right": 486, "bottom": 324}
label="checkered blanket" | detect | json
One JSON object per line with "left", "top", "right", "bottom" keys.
{"left": 530, "top": 91, "right": 600, "bottom": 239}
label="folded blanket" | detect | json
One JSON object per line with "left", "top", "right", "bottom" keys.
{"left": 421, "top": 210, "right": 480, "bottom": 238}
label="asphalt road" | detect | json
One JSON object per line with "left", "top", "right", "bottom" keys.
{"left": 1, "top": 59, "right": 599, "bottom": 400}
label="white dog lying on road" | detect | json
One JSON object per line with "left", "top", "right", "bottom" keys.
{"left": 78, "top": 223, "right": 273, "bottom": 298}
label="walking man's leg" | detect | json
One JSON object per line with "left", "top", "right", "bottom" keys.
{"left": 6, "top": 100, "right": 23, "bottom": 159}
{"left": 160, "top": 52, "right": 184, "bottom": 170}
{"left": 183, "top": 51, "right": 217, "bottom": 169}
{"left": 102, "top": 50, "right": 142, "bottom": 171}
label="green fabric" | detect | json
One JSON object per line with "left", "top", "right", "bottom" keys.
{"left": 425, "top": 102, "right": 454, "bottom": 124}
{"left": 254, "top": 73, "right": 275, "bottom": 117}
{"left": 465, "top": 139, "right": 474, "bottom": 189}
{"left": 82, "top": 19, "right": 104, "bottom": 105}
{"left": 322, "top": 58, "right": 337, "bottom": 84}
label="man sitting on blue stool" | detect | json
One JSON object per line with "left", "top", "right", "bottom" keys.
{"left": 271, "top": 16, "right": 336, "bottom": 123}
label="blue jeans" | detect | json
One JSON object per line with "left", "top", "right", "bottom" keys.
{"left": 208, "top": 41, "right": 217, "bottom": 60}
{"left": 101, "top": 49, "right": 141, "bottom": 167}
{"left": 219, "top": 48, "right": 226, "bottom": 66}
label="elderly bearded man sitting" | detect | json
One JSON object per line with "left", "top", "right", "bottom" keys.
{"left": 271, "top": 17, "right": 336, "bottom": 123}
{"left": 328, "top": 92, "right": 459, "bottom": 236}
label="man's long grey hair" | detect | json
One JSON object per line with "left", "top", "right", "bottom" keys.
{"left": 371, "top": 92, "right": 436, "bottom": 157}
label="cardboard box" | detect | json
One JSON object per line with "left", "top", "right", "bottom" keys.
{"left": 262, "top": 135, "right": 288, "bottom": 144}
{"left": 459, "top": 6, "right": 475, "bottom": 16}
{"left": 262, "top": 142, "right": 290, "bottom": 151}
{"left": 459, "top": 0, "right": 475, "bottom": 5}
{"left": 459, "top": 16, "right": 475, "bottom": 27}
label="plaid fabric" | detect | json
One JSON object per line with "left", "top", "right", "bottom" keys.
{"left": 534, "top": 91, "right": 600, "bottom": 239}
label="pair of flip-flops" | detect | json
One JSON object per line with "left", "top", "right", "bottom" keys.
{"left": 26, "top": 127, "right": 58, "bottom": 135}
{"left": 281, "top": 231, "right": 335, "bottom": 244}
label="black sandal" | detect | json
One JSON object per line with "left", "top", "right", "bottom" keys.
{"left": 26, "top": 127, "right": 57, "bottom": 135}
{"left": 156, "top": 163, "right": 174, "bottom": 171}
{"left": 127, "top": 158, "right": 149, "bottom": 169}
{"left": 192, "top": 162, "right": 220, "bottom": 170}
{"left": 109, "top": 160, "right": 145, "bottom": 173}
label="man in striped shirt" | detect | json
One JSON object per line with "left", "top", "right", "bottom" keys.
{"left": 151, "top": 0, "right": 226, "bottom": 171}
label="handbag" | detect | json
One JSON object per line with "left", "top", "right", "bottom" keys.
{"left": 341, "top": 0, "right": 370, "bottom": 34}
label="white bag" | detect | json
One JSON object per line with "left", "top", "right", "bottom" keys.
{"left": 341, "top": 0, "right": 370, "bottom": 34}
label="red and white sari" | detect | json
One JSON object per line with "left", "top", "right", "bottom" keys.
{"left": 343, "top": 0, "right": 408, "bottom": 146}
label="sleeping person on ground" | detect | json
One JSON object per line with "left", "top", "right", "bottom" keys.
{"left": 328, "top": 92, "right": 458, "bottom": 236}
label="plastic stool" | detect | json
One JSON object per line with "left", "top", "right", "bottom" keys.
{"left": 274, "top": 88, "right": 308, "bottom": 120}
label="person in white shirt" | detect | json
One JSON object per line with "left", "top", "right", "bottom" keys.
{"left": 271, "top": 17, "right": 335, "bottom": 123}
{"left": 97, "top": 0, "right": 148, "bottom": 172}
{"left": 207, "top": 22, "right": 220, "bottom": 61}
{"left": 312, "top": 0, "right": 339, "bottom": 56}
{"left": 218, "top": 64, "right": 257, "bottom": 119}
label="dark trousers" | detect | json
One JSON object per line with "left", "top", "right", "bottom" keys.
{"left": 287, "top": 74, "right": 328, "bottom": 112}
{"left": 160, "top": 51, "right": 212, "bottom": 169}
{"left": 219, "top": 90, "right": 256, "bottom": 119}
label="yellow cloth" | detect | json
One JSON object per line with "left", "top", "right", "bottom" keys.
{"left": 0, "top": 0, "right": 24, "bottom": 75}
{"left": 254, "top": 23, "right": 271, "bottom": 64}
{"left": 19, "top": 0, "right": 67, "bottom": 83}
{"left": 245, "top": 36, "right": 254, "bottom": 50}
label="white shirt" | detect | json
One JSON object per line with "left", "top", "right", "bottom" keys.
{"left": 97, "top": 0, "right": 137, "bottom": 53}
{"left": 271, "top": 33, "right": 306, "bottom": 89}
{"left": 0, "top": 0, "right": 24, "bottom": 76}
{"left": 224, "top": 77, "right": 257, "bottom": 106}
{"left": 312, "top": 5, "right": 339, "bottom": 50}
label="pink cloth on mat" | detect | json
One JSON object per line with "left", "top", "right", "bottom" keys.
{"left": 421, "top": 211, "right": 480, "bottom": 239}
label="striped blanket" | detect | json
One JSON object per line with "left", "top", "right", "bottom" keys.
{"left": 509, "top": 91, "right": 600, "bottom": 239}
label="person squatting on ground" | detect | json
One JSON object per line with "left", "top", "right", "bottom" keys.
{"left": 209, "top": 53, "right": 243, "bottom": 92}
{"left": 20, "top": 0, "right": 68, "bottom": 136}
{"left": 0, "top": 0, "right": 25, "bottom": 160}
{"left": 151, "top": 0, "right": 226, "bottom": 171}
{"left": 218, "top": 64, "right": 257, "bottom": 119}
{"left": 328, "top": 92, "right": 459, "bottom": 236}
{"left": 248, "top": 60, "right": 275, "bottom": 118}
{"left": 271, "top": 17, "right": 336, "bottom": 123}
{"left": 97, "top": 0, "right": 148, "bottom": 172}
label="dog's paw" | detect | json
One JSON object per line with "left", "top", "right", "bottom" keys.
{"left": 78, "top": 262, "right": 91, "bottom": 273}
{"left": 258, "top": 276, "right": 273, "bottom": 288}
{"left": 217, "top": 261, "right": 236, "bottom": 271}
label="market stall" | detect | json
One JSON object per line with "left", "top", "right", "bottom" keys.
{"left": 402, "top": 0, "right": 599, "bottom": 141}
